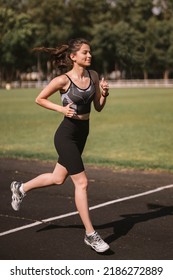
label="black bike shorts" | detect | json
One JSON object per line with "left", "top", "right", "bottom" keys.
{"left": 54, "top": 117, "right": 89, "bottom": 175}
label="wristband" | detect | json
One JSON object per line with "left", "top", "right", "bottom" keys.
{"left": 102, "top": 92, "right": 109, "bottom": 97}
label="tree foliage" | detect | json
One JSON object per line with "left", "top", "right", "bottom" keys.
{"left": 0, "top": 0, "right": 173, "bottom": 82}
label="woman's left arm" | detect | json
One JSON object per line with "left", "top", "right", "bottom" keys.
{"left": 91, "top": 71, "right": 109, "bottom": 112}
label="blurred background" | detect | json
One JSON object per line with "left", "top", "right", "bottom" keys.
{"left": 0, "top": 0, "right": 173, "bottom": 88}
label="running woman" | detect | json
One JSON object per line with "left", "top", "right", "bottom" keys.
{"left": 10, "top": 38, "right": 110, "bottom": 253}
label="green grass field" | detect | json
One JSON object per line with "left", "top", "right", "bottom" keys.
{"left": 0, "top": 87, "right": 173, "bottom": 171}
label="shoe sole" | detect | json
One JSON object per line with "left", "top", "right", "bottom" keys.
{"left": 84, "top": 238, "right": 110, "bottom": 253}
{"left": 10, "top": 182, "right": 20, "bottom": 211}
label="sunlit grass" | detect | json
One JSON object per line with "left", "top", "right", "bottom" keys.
{"left": 0, "top": 87, "right": 173, "bottom": 171}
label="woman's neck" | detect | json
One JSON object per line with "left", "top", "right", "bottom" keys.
{"left": 70, "top": 65, "right": 87, "bottom": 80}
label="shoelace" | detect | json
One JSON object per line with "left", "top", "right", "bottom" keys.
{"left": 92, "top": 233, "right": 103, "bottom": 243}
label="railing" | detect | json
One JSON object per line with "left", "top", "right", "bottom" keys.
{"left": 1, "top": 79, "right": 173, "bottom": 90}
{"left": 108, "top": 79, "right": 173, "bottom": 88}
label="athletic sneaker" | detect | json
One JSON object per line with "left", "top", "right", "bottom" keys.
{"left": 10, "top": 181, "right": 25, "bottom": 211}
{"left": 84, "top": 231, "right": 110, "bottom": 253}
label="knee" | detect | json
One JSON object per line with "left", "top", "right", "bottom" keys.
{"left": 75, "top": 177, "right": 88, "bottom": 191}
{"left": 53, "top": 177, "right": 65, "bottom": 185}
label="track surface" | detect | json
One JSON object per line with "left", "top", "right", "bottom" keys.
{"left": 0, "top": 158, "right": 173, "bottom": 260}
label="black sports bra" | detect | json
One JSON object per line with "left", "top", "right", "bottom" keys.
{"left": 60, "top": 70, "right": 95, "bottom": 115}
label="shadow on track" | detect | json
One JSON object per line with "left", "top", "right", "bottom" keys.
{"left": 36, "top": 204, "right": 173, "bottom": 254}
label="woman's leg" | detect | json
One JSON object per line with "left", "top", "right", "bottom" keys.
{"left": 70, "top": 171, "right": 94, "bottom": 234}
{"left": 23, "top": 163, "right": 68, "bottom": 192}
{"left": 11, "top": 162, "right": 68, "bottom": 211}
{"left": 70, "top": 170, "right": 110, "bottom": 253}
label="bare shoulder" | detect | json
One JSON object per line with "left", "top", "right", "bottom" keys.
{"left": 50, "top": 74, "right": 69, "bottom": 90}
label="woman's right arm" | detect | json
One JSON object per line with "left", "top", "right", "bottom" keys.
{"left": 35, "top": 75, "right": 75, "bottom": 117}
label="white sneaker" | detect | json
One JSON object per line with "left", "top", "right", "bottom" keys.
{"left": 10, "top": 181, "right": 26, "bottom": 211}
{"left": 84, "top": 231, "right": 110, "bottom": 253}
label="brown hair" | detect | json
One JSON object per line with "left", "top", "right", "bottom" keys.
{"left": 32, "top": 38, "right": 90, "bottom": 70}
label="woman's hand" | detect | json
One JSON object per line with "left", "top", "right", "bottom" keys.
{"left": 62, "top": 103, "right": 76, "bottom": 118}
{"left": 92, "top": 72, "right": 109, "bottom": 112}
{"left": 100, "top": 77, "right": 109, "bottom": 96}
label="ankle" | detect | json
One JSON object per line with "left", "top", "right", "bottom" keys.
{"left": 86, "top": 231, "right": 95, "bottom": 237}
{"left": 19, "top": 183, "right": 26, "bottom": 195}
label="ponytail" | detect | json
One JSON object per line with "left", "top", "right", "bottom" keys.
{"left": 32, "top": 38, "right": 90, "bottom": 70}
{"left": 32, "top": 45, "right": 71, "bottom": 70}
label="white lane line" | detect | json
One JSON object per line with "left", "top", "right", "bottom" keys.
{"left": 0, "top": 184, "right": 173, "bottom": 237}
{"left": 89, "top": 184, "right": 173, "bottom": 210}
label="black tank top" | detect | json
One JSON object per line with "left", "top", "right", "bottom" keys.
{"left": 60, "top": 70, "right": 95, "bottom": 115}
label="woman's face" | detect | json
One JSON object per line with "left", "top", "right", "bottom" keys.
{"left": 71, "top": 44, "right": 92, "bottom": 67}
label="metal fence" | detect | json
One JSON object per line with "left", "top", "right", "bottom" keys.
{"left": 109, "top": 79, "right": 173, "bottom": 88}
{"left": 1, "top": 79, "right": 173, "bottom": 90}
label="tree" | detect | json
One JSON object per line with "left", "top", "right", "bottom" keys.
{"left": 1, "top": 0, "right": 173, "bottom": 81}
{"left": 112, "top": 0, "right": 173, "bottom": 79}
{"left": 113, "top": 21, "right": 144, "bottom": 78}
{"left": 28, "top": 0, "right": 71, "bottom": 47}
{"left": 0, "top": 6, "right": 36, "bottom": 82}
